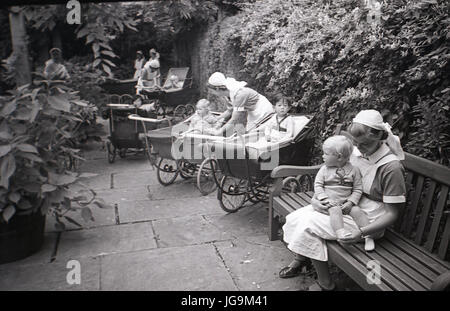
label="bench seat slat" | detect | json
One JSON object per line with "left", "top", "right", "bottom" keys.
{"left": 272, "top": 197, "right": 296, "bottom": 217}
{"left": 279, "top": 194, "right": 304, "bottom": 213}
{"left": 327, "top": 242, "right": 393, "bottom": 291}
{"left": 385, "top": 230, "right": 450, "bottom": 273}
{"left": 376, "top": 239, "right": 438, "bottom": 282}
{"left": 352, "top": 243, "right": 429, "bottom": 290}
{"left": 286, "top": 192, "right": 310, "bottom": 207}
{"left": 297, "top": 191, "right": 314, "bottom": 204}
{"left": 370, "top": 242, "right": 433, "bottom": 289}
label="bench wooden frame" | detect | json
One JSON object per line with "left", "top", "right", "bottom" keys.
{"left": 268, "top": 152, "right": 450, "bottom": 291}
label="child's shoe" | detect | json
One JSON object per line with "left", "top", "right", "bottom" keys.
{"left": 364, "top": 237, "right": 375, "bottom": 251}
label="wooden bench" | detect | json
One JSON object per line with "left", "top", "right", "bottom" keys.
{"left": 268, "top": 152, "right": 450, "bottom": 291}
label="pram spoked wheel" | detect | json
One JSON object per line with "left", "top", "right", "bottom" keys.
{"left": 185, "top": 104, "right": 195, "bottom": 117}
{"left": 156, "top": 157, "right": 179, "bottom": 186}
{"left": 197, "top": 158, "right": 220, "bottom": 196}
{"left": 173, "top": 105, "right": 187, "bottom": 119}
{"left": 106, "top": 140, "right": 116, "bottom": 163}
{"left": 217, "top": 176, "right": 248, "bottom": 213}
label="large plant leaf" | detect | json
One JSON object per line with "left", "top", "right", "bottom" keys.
{"left": 81, "top": 207, "right": 94, "bottom": 222}
{"left": 2, "top": 205, "right": 15, "bottom": 222}
{"left": 0, "top": 145, "right": 11, "bottom": 157}
{"left": 48, "top": 172, "right": 77, "bottom": 186}
{"left": 47, "top": 94, "right": 71, "bottom": 113}
{"left": 0, "top": 154, "right": 16, "bottom": 189}
{"left": 0, "top": 100, "right": 17, "bottom": 117}
{"left": 16, "top": 144, "right": 38, "bottom": 154}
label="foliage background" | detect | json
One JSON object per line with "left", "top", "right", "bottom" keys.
{"left": 195, "top": 0, "right": 449, "bottom": 165}
{"left": 1, "top": 0, "right": 449, "bottom": 165}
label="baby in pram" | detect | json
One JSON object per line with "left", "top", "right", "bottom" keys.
{"left": 187, "top": 99, "right": 220, "bottom": 135}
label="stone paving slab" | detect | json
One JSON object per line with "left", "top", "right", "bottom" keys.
{"left": 100, "top": 244, "right": 237, "bottom": 291}
{"left": 214, "top": 235, "right": 309, "bottom": 291}
{"left": 0, "top": 256, "right": 100, "bottom": 291}
{"left": 95, "top": 187, "right": 152, "bottom": 204}
{"left": 80, "top": 157, "right": 151, "bottom": 175}
{"left": 118, "top": 195, "right": 223, "bottom": 223}
{"left": 203, "top": 203, "right": 268, "bottom": 238}
{"left": 56, "top": 222, "right": 157, "bottom": 260}
{"left": 113, "top": 168, "right": 161, "bottom": 188}
{"left": 152, "top": 215, "right": 232, "bottom": 248}
{"left": 146, "top": 180, "right": 205, "bottom": 200}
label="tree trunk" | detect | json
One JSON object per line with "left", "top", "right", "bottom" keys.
{"left": 8, "top": 7, "right": 31, "bottom": 87}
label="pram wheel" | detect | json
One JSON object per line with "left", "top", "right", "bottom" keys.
{"left": 173, "top": 105, "right": 186, "bottom": 119}
{"left": 282, "top": 177, "right": 301, "bottom": 193}
{"left": 197, "top": 158, "right": 219, "bottom": 196}
{"left": 156, "top": 157, "right": 179, "bottom": 186}
{"left": 217, "top": 176, "right": 247, "bottom": 213}
{"left": 185, "top": 104, "right": 195, "bottom": 117}
{"left": 106, "top": 140, "right": 116, "bottom": 163}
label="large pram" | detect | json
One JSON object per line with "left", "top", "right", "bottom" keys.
{"left": 209, "top": 114, "right": 315, "bottom": 212}
{"left": 104, "top": 94, "right": 170, "bottom": 163}
{"left": 137, "top": 67, "right": 197, "bottom": 119}
{"left": 133, "top": 112, "right": 227, "bottom": 195}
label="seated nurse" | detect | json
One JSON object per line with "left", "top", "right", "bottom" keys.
{"left": 278, "top": 109, "right": 406, "bottom": 291}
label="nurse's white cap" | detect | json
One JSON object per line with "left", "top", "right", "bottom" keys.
{"left": 208, "top": 72, "right": 226, "bottom": 86}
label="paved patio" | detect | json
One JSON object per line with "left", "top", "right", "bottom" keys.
{"left": 0, "top": 119, "right": 358, "bottom": 291}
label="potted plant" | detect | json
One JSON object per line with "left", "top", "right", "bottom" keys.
{"left": 0, "top": 77, "right": 108, "bottom": 264}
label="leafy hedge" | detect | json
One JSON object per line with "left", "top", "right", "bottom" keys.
{"left": 206, "top": 0, "right": 449, "bottom": 165}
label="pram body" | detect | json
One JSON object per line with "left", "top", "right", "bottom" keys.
{"left": 209, "top": 114, "right": 315, "bottom": 212}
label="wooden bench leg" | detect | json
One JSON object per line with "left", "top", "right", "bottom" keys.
{"left": 269, "top": 201, "right": 281, "bottom": 241}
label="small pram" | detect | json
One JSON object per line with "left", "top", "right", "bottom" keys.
{"left": 104, "top": 94, "right": 166, "bottom": 163}
{"left": 138, "top": 67, "right": 198, "bottom": 119}
{"left": 133, "top": 112, "right": 227, "bottom": 195}
{"left": 209, "top": 114, "right": 315, "bottom": 213}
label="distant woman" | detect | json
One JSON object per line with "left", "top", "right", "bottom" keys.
{"left": 43, "top": 48, "right": 70, "bottom": 80}
{"left": 133, "top": 50, "right": 145, "bottom": 80}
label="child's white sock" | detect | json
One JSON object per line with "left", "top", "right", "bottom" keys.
{"left": 364, "top": 237, "right": 375, "bottom": 251}
{"left": 335, "top": 228, "right": 348, "bottom": 239}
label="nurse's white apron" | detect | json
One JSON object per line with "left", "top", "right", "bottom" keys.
{"left": 282, "top": 149, "right": 399, "bottom": 261}
{"left": 246, "top": 95, "right": 274, "bottom": 131}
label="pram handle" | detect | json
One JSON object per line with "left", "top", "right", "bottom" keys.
{"left": 107, "top": 103, "right": 134, "bottom": 108}
{"left": 128, "top": 114, "right": 172, "bottom": 124}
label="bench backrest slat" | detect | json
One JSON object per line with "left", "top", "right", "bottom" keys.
{"left": 438, "top": 212, "right": 450, "bottom": 260}
{"left": 399, "top": 152, "right": 450, "bottom": 261}
{"left": 415, "top": 181, "right": 437, "bottom": 245}
{"left": 403, "top": 153, "right": 450, "bottom": 187}
{"left": 425, "top": 186, "right": 449, "bottom": 253}
{"left": 396, "top": 170, "right": 415, "bottom": 232}
{"left": 404, "top": 175, "right": 425, "bottom": 237}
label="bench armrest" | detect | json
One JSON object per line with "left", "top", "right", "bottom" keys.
{"left": 431, "top": 271, "right": 450, "bottom": 291}
{"left": 270, "top": 164, "right": 323, "bottom": 179}
{"left": 269, "top": 164, "right": 322, "bottom": 197}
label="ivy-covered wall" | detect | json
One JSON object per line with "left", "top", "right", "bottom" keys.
{"left": 189, "top": 0, "right": 450, "bottom": 165}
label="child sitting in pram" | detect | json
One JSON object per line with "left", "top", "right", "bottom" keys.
{"left": 261, "top": 94, "right": 295, "bottom": 142}
{"left": 187, "top": 99, "right": 220, "bottom": 135}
